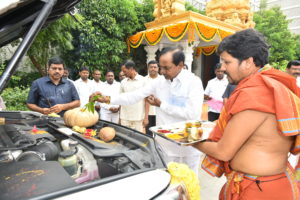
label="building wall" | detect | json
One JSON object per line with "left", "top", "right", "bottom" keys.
{"left": 186, "top": 0, "right": 300, "bottom": 34}
{"left": 266, "top": 0, "right": 300, "bottom": 34}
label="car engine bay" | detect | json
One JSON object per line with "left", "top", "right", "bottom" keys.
{"left": 0, "top": 111, "right": 165, "bottom": 199}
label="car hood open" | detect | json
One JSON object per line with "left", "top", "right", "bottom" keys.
{"left": 0, "top": 0, "right": 80, "bottom": 47}
{"left": 0, "top": 0, "right": 81, "bottom": 93}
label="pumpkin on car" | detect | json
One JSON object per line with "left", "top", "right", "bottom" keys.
{"left": 63, "top": 107, "right": 99, "bottom": 128}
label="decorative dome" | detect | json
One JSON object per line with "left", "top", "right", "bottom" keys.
{"left": 153, "top": 0, "right": 186, "bottom": 20}
{"left": 206, "top": 0, "right": 255, "bottom": 29}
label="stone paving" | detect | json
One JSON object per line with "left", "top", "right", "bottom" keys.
{"left": 198, "top": 155, "right": 226, "bottom": 200}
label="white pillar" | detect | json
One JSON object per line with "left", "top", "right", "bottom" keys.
{"left": 193, "top": 53, "right": 203, "bottom": 78}
{"left": 177, "top": 40, "right": 199, "bottom": 72}
{"left": 144, "top": 45, "right": 159, "bottom": 65}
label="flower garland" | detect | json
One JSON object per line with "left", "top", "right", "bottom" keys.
{"left": 127, "top": 21, "right": 235, "bottom": 56}
{"left": 165, "top": 22, "right": 189, "bottom": 42}
{"left": 218, "top": 29, "right": 234, "bottom": 40}
{"left": 188, "top": 22, "right": 195, "bottom": 44}
{"left": 167, "top": 162, "right": 200, "bottom": 200}
{"left": 195, "top": 22, "right": 217, "bottom": 42}
{"left": 202, "top": 45, "right": 218, "bottom": 56}
{"left": 145, "top": 28, "right": 164, "bottom": 45}
{"left": 128, "top": 32, "right": 144, "bottom": 48}
{"left": 194, "top": 45, "right": 218, "bottom": 57}
{"left": 194, "top": 47, "right": 202, "bottom": 58}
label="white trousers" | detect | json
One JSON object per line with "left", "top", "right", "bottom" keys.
{"left": 156, "top": 136, "right": 202, "bottom": 176}
{"left": 100, "top": 112, "right": 119, "bottom": 124}
{"left": 120, "top": 119, "right": 144, "bottom": 133}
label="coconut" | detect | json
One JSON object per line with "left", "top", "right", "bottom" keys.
{"left": 98, "top": 127, "right": 116, "bottom": 142}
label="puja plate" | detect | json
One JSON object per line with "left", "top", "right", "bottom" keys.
{"left": 150, "top": 120, "right": 215, "bottom": 146}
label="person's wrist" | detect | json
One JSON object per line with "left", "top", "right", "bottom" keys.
{"left": 106, "top": 96, "right": 111, "bottom": 104}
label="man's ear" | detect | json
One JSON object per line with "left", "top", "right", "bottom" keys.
{"left": 178, "top": 61, "right": 184, "bottom": 68}
{"left": 244, "top": 57, "right": 255, "bottom": 69}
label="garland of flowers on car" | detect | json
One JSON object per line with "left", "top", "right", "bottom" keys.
{"left": 167, "top": 162, "right": 200, "bottom": 200}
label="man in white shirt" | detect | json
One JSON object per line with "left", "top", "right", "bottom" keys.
{"left": 204, "top": 63, "right": 228, "bottom": 121}
{"left": 74, "top": 66, "right": 94, "bottom": 107}
{"left": 92, "top": 47, "right": 204, "bottom": 174}
{"left": 63, "top": 68, "right": 74, "bottom": 82}
{"left": 143, "top": 60, "right": 160, "bottom": 136}
{"left": 98, "top": 70, "right": 120, "bottom": 123}
{"left": 119, "top": 60, "right": 147, "bottom": 132}
{"left": 285, "top": 60, "right": 300, "bottom": 168}
{"left": 92, "top": 69, "right": 103, "bottom": 87}
{"left": 119, "top": 71, "right": 126, "bottom": 82}
{"left": 92, "top": 69, "right": 104, "bottom": 112}
{"left": 286, "top": 60, "right": 300, "bottom": 87}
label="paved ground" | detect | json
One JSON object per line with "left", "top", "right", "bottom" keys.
{"left": 196, "top": 119, "right": 226, "bottom": 200}
{"left": 198, "top": 155, "right": 226, "bottom": 200}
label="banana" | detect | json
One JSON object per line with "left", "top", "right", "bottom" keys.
{"left": 48, "top": 113, "right": 60, "bottom": 117}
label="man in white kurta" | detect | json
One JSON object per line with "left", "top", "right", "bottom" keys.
{"left": 98, "top": 71, "right": 121, "bottom": 123}
{"left": 74, "top": 66, "right": 94, "bottom": 107}
{"left": 144, "top": 60, "right": 161, "bottom": 135}
{"left": 92, "top": 47, "right": 204, "bottom": 174}
{"left": 204, "top": 63, "right": 228, "bottom": 121}
{"left": 92, "top": 69, "right": 103, "bottom": 87}
{"left": 119, "top": 60, "right": 147, "bottom": 132}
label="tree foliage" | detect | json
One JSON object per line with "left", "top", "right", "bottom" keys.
{"left": 254, "top": 6, "right": 299, "bottom": 69}
{"left": 27, "top": 14, "right": 78, "bottom": 75}
{"left": 66, "top": 0, "right": 153, "bottom": 76}
{"left": 185, "top": 2, "right": 205, "bottom": 15}
{"left": 2, "top": 87, "right": 30, "bottom": 111}
{"left": 295, "top": 34, "right": 300, "bottom": 60}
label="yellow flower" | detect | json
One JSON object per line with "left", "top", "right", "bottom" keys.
{"left": 72, "top": 126, "right": 86, "bottom": 134}
{"left": 167, "top": 162, "right": 200, "bottom": 200}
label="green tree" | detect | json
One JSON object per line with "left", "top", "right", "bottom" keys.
{"left": 67, "top": 0, "right": 153, "bottom": 76}
{"left": 295, "top": 34, "right": 300, "bottom": 60}
{"left": 185, "top": 2, "right": 205, "bottom": 15}
{"left": 27, "top": 14, "right": 78, "bottom": 75}
{"left": 254, "top": 6, "right": 298, "bottom": 68}
{"left": 2, "top": 87, "right": 30, "bottom": 111}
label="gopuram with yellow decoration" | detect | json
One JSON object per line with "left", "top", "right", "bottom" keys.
{"left": 128, "top": 0, "right": 255, "bottom": 84}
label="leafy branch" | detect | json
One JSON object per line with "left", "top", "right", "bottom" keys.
{"left": 84, "top": 95, "right": 101, "bottom": 113}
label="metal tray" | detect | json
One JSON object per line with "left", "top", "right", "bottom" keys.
{"left": 150, "top": 120, "right": 215, "bottom": 146}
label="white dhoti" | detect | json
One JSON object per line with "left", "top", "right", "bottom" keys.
{"left": 100, "top": 112, "right": 119, "bottom": 124}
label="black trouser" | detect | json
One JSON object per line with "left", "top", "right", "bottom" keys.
{"left": 146, "top": 115, "right": 156, "bottom": 136}
{"left": 208, "top": 112, "right": 220, "bottom": 122}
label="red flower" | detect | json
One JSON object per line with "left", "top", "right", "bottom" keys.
{"left": 83, "top": 129, "right": 96, "bottom": 138}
